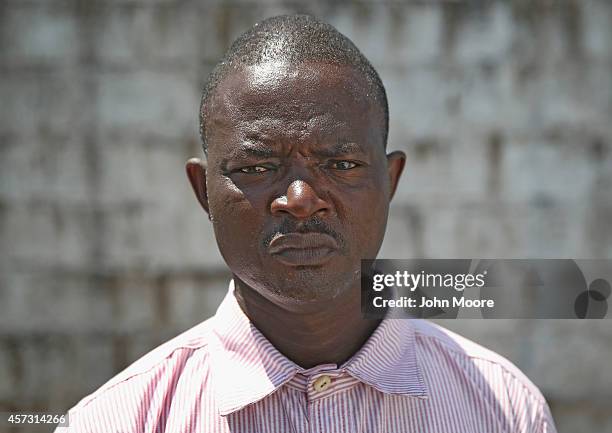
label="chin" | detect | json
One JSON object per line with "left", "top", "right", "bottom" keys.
{"left": 234, "top": 257, "right": 360, "bottom": 306}
{"left": 264, "top": 268, "right": 357, "bottom": 305}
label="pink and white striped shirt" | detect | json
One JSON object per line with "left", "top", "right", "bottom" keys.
{"left": 58, "top": 281, "right": 556, "bottom": 433}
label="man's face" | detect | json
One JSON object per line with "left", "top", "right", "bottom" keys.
{"left": 196, "top": 61, "right": 404, "bottom": 306}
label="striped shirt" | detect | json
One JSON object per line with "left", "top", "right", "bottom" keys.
{"left": 57, "top": 280, "right": 557, "bottom": 433}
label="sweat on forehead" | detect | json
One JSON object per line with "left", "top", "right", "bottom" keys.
{"left": 199, "top": 14, "right": 389, "bottom": 154}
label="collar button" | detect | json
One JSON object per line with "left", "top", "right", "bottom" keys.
{"left": 313, "top": 375, "right": 332, "bottom": 392}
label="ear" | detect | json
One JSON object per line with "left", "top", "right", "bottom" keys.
{"left": 385, "top": 151, "right": 406, "bottom": 201}
{"left": 185, "top": 157, "right": 210, "bottom": 216}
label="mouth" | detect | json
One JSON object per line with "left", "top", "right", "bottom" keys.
{"left": 268, "top": 232, "right": 339, "bottom": 266}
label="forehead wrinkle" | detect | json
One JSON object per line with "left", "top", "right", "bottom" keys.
{"left": 237, "top": 115, "right": 318, "bottom": 146}
{"left": 234, "top": 108, "right": 351, "bottom": 139}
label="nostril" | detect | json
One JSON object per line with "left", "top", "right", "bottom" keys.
{"left": 274, "top": 195, "right": 288, "bottom": 207}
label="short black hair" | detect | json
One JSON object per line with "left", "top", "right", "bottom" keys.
{"left": 199, "top": 14, "right": 389, "bottom": 154}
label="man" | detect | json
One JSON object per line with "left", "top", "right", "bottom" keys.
{"left": 58, "top": 14, "right": 556, "bottom": 433}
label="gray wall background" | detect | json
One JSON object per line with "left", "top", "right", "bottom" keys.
{"left": 1, "top": 0, "right": 611, "bottom": 432}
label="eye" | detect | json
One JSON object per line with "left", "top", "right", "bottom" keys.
{"left": 330, "top": 160, "right": 358, "bottom": 170}
{"left": 238, "top": 165, "right": 270, "bottom": 174}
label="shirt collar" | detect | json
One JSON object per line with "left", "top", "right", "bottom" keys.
{"left": 341, "top": 314, "right": 428, "bottom": 397}
{"left": 209, "top": 280, "right": 428, "bottom": 416}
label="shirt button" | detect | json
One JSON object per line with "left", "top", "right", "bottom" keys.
{"left": 313, "top": 375, "right": 332, "bottom": 392}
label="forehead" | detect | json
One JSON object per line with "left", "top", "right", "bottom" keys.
{"left": 205, "top": 61, "right": 383, "bottom": 149}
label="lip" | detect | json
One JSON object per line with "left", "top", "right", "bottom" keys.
{"left": 268, "top": 233, "right": 339, "bottom": 266}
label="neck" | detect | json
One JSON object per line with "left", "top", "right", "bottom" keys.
{"left": 233, "top": 278, "right": 381, "bottom": 369}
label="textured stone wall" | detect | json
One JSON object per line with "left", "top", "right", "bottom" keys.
{"left": 1, "top": 1, "right": 611, "bottom": 432}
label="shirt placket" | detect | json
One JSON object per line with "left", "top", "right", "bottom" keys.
{"left": 306, "top": 369, "right": 346, "bottom": 433}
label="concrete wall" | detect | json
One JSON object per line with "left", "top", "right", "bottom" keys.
{"left": 1, "top": 0, "right": 611, "bottom": 432}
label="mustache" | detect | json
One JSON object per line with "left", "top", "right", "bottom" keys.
{"left": 262, "top": 217, "right": 344, "bottom": 249}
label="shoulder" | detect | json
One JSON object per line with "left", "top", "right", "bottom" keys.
{"left": 411, "top": 319, "right": 539, "bottom": 389}
{"left": 410, "top": 319, "right": 554, "bottom": 429}
{"left": 58, "top": 317, "right": 217, "bottom": 433}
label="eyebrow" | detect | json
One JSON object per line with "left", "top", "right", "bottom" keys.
{"left": 225, "top": 143, "right": 278, "bottom": 160}
{"left": 311, "top": 141, "right": 367, "bottom": 158}
{"left": 222, "top": 140, "right": 367, "bottom": 165}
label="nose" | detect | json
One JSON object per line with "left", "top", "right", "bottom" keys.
{"left": 270, "top": 179, "right": 331, "bottom": 219}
